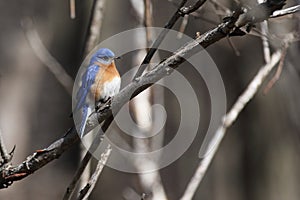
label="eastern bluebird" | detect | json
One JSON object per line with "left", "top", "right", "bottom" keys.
{"left": 74, "top": 48, "right": 121, "bottom": 138}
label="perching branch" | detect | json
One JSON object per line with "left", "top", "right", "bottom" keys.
{"left": 0, "top": 1, "right": 290, "bottom": 189}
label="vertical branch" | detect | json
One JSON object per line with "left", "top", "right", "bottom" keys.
{"left": 260, "top": 21, "right": 271, "bottom": 63}
{"left": 63, "top": 0, "right": 108, "bottom": 198}
{"left": 144, "top": 0, "right": 154, "bottom": 45}
{"left": 130, "top": 0, "right": 167, "bottom": 199}
{"left": 80, "top": 0, "right": 108, "bottom": 193}
{"left": 84, "top": 0, "right": 107, "bottom": 55}
{"left": 180, "top": 51, "right": 282, "bottom": 200}
{"left": 80, "top": 0, "right": 107, "bottom": 192}
{"left": 257, "top": 0, "right": 271, "bottom": 63}
{"left": 70, "top": 0, "right": 76, "bottom": 19}
{"left": 177, "top": 15, "right": 189, "bottom": 39}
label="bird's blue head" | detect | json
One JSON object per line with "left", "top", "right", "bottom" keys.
{"left": 90, "top": 48, "right": 116, "bottom": 65}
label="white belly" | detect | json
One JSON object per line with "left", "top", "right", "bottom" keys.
{"left": 100, "top": 77, "right": 121, "bottom": 101}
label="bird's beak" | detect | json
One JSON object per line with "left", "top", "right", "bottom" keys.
{"left": 114, "top": 56, "right": 121, "bottom": 60}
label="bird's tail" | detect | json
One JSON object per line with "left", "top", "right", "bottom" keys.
{"left": 79, "top": 105, "right": 92, "bottom": 138}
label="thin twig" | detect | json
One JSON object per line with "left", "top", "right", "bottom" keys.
{"left": 132, "top": 0, "right": 188, "bottom": 79}
{"left": 260, "top": 21, "right": 271, "bottom": 63}
{"left": 271, "top": 5, "right": 300, "bottom": 18}
{"left": 133, "top": 0, "right": 207, "bottom": 79}
{"left": 63, "top": 152, "right": 92, "bottom": 200}
{"left": 264, "top": 45, "right": 288, "bottom": 94}
{"left": 21, "top": 18, "right": 74, "bottom": 95}
{"left": 227, "top": 37, "right": 240, "bottom": 56}
{"left": 177, "top": 15, "right": 189, "bottom": 39}
{"left": 0, "top": 129, "right": 14, "bottom": 167}
{"left": 70, "top": 0, "right": 76, "bottom": 19}
{"left": 63, "top": 114, "right": 112, "bottom": 200}
{"left": 77, "top": 145, "right": 112, "bottom": 200}
{"left": 180, "top": 51, "right": 282, "bottom": 200}
{"left": 257, "top": 0, "right": 271, "bottom": 63}
{"left": 249, "top": 27, "right": 274, "bottom": 43}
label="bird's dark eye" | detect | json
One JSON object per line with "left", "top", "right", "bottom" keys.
{"left": 102, "top": 56, "right": 109, "bottom": 61}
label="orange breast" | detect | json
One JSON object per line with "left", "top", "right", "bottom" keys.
{"left": 91, "top": 61, "right": 120, "bottom": 101}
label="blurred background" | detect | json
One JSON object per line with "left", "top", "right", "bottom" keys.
{"left": 0, "top": 0, "right": 299, "bottom": 199}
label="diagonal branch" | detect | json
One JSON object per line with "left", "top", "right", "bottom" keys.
{"left": 63, "top": 149, "right": 92, "bottom": 200}
{"left": 22, "top": 18, "right": 74, "bottom": 95}
{"left": 263, "top": 45, "right": 288, "bottom": 94}
{"left": 271, "top": 5, "right": 300, "bottom": 18}
{"left": 77, "top": 145, "right": 112, "bottom": 200}
{"left": 180, "top": 50, "right": 283, "bottom": 200}
{"left": 0, "top": 127, "right": 79, "bottom": 189}
{"left": 133, "top": 0, "right": 207, "bottom": 79}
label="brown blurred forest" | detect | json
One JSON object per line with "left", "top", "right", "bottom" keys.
{"left": 0, "top": 0, "right": 300, "bottom": 199}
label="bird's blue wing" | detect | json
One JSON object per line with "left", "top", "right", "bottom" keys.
{"left": 74, "top": 64, "right": 100, "bottom": 137}
{"left": 74, "top": 64, "right": 100, "bottom": 112}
